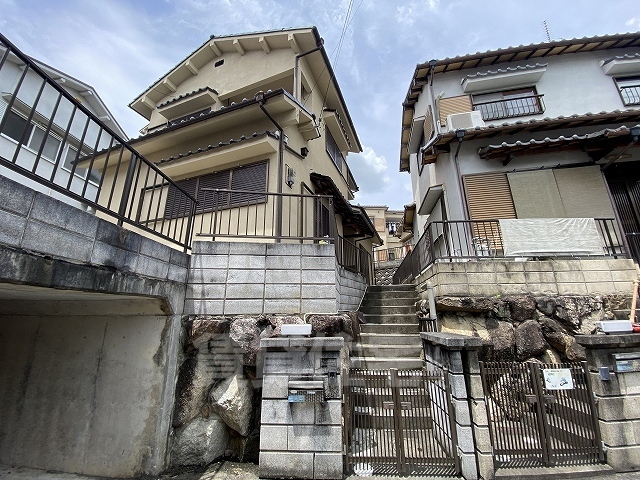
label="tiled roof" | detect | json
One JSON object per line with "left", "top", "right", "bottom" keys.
{"left": 463, "top": 63, "right": 547, "bottom": 80}
{"left": 602, "top": 52, "right": 640, "bottom": 65}
{"left": 157, "top": 87, "right": 217, "bottom": 108}
{"left": 155, "top": 131, "right": 278, "bottom": 165}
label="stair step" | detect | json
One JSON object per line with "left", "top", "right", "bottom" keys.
{"left": 362, "top": 313, "right": 417, "bottom": 324}
{"left": 359, "top": 323, "right": 420, "bottom": 334}
{"left": 350, "top": 357, "right": 424, "bottom": 370}
{"left": 363, "top": 290, "right": 419, "bottom": 300}
{"left": 352, "top": 344, "right": 422, "bottom": 357}
{"left": 361, "top": 297, "right": 417, "bottom": 308}
{"left": 613, "top": 309, "right": 635, "bottom": 320}
{"left": 359, "top": 305, "right": 415, "bottom": 315}
{"left": 359, "top": 333, "right": 421, "bottom": 345}
{"left": 367, "top": 284, "right": 416, "bottom": 293}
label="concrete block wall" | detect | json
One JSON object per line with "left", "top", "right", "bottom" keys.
{"left": 259, "top": 337, "right": 344, "bottom": 479}
{"left": 577, "top": 335, "right": 640, "bottom": 472}
{"left": 0, "top": 174, "right": 190, "bottom": 285}
{"left": 421, "top": 332, "right": 486, "bottom": 480}
{"left": 187, "top": 242, "right": 339, "bottom": 315}
{"left": 415, "top": 258, "right": 637, "bottom": 298}
{"left": 336, "top": 262, "right": 367, "bottom": 311}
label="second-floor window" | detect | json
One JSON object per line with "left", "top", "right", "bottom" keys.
{"left": 326, "top": 129, "right": 344, "bottom": 171}
{"left": 472, "top": 87, "right": 544, "bottom": 121}
{"left": 615, "top": 76, "right": 640, "bottom": 106}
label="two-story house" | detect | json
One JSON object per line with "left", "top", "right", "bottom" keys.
{"left": 90, "top": 27, "right": 378, "bottom": 261}
{"left": 399, "top": 32, "right": 640, "bottom": 283}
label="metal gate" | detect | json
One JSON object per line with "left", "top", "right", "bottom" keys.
{"left": 480, "top": 361, "right": 604, "bottom": 468}
{"left": 343, "top": 368, "right": 460, "bottom": 476}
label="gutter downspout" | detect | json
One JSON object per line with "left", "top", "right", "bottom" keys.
{"left": 258, "top": 97, "right": 285, "bottom": 240}
{"left": 294, "top": 41, "right": 324, "bottom": 101}
{"left": 453, "top": 129, "right": 470, "bottom": 221}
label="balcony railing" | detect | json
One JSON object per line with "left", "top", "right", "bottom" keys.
{"left": 336, "top": 235, "right": 373, "bottom": 284}
{"left": 620, "top": 85, "right": 640, "bottom": 106}
{"left": 393, "top": 218, "right": 627, "bottom": 284}
{"left": 373, "top": 246, "right": 410, "bottom": 266}
{"left": 473, "top": 94, "right": 545, "bottom": 121}
{"left": 0, "top": 33, "right": 197, "bottom": 251}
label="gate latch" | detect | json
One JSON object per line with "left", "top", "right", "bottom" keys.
{"left": 542, "top": 394, "right": 557, "bottom": 404}
{"left": 382, "top": 401, "right": 412, "bottom": 410}
{"left": 525, "top": 395, "right": 537, "bottom": 404}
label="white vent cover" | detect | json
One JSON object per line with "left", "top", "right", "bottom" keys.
{"left": 446, "top": 111, "right": 485, "bottom": 131}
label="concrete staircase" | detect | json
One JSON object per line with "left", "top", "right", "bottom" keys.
{"left": 351, "top": 284, "right": 423, "bottom": 370}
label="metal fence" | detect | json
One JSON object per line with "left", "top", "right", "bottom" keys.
{"left": 474, "top": 94, "right": 545, "bottom": 121}
{"left": 343, "top": 367, "right": 459, "bottom": 476}
{"left": 393, "top": 218, "right": 627, "bottom": 284}
{"left": 373, "top": 246, "right": 410, "bottom": 265}
{"left": 336, "top": 235, "right": 373, "bottom": 284}
{"left": 0, "top": 33, "right": 196, "bottom": 251}
{"left": 480, "top": 361, "right": 603, "bottom": 468}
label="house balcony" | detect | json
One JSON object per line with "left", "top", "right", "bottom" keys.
{"left": 393, "top": 218, "right": 637, "bottom": 297}
{"left": 473, "top": 94, "right": 545, "bottom": 122}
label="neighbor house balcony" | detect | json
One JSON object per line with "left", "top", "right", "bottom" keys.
{"left": 393, "top": 218, "right": 636, "bottom": 297}
{"left": 473, "top": 94, "right": 545, "bottom": 122}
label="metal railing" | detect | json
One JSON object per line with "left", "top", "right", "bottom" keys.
{"left": 393, "top": 218, "right": 627, "bottom": 284}
{"left": 473, "top": 94, "right": 545, "bottom": 121}
{"left": 373, "top": 246, "right": 410, "bottom": 265}
{"left": 336, "top": 235, "right": 373, "bottom": 284}
{"left": 195, "top": 189, "right": 337, "bottom": 242}
{"left": 620, "top": 84, "right": 640, "bottom": 106}
{"left": 0, "top": 33, "right": 196, "bottom": 251}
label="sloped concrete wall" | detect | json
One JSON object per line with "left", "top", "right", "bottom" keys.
{"left": 336, "top": 263, "right": 367, "bottom": 311}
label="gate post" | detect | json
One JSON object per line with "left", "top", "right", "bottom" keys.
{"left": 421, "top": 332, "right": 489, "bottom": 480}
{"left": 577, "top": 334, "right": 640, "bottom": 472}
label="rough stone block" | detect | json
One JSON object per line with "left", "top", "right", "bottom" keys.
{"left": 224, "top": 299, "right": 264, "bottom": 315}
{"left": 167, "top": 264, "right": 189, "bottom": 283}
{"left": 524, "top": 271, "right": 556, "bottom": 284}
{"left": 265, "top": 284, "right": 300, "bottom": 300}
{"left": 0, "top": 174, "right": 36, "bottom": 216}
{"left": 302, "top": 256, "right": 335, "bottom": 270}
{"left": 526, "top": 283, "right": 560, "bottom": 295}
{"left": 615, "top": 281, "right": 635, "bottom": 293}
{"left": 229, "top": 242, "right": 266, "bottom": 255}
{"left": 580, "top": 259, "right": 611, "bottom": 271}
{"left": 191, "top": 254, "right": 229, "bottom": 269}
{"left": 183, "top": 299, "right": 224, "bottom": 315}
{"left": 555, "top": 270, "right": 586, "bottom": 283}
{"left": 302, "top": 270, "right": 335, "bottom": 284}
{"left": 597, "top": 394, "right": 640, "bottom": 421}
{"left": 188, "top": 268, "right": 228, "bottom": 284}
{"left": 266, "top": 243, "right": 302, "bottom": 256}
{"left": 470, "top": 399, "right": 489, "bottom": 427}
{"left": 496, "top": 272, "right": 526, "bottom": 284}
{"left": 605, "top": 445, "right": 640, "bottom": 472}
{"left": 301, "top": 244, "right": 334, "bottom": 256}
{"left": 466, "top": 272, "right": 496, "bottom": 284}
{"left": 477, "top": 452, "right": 495, "bottom": 480}
{"left": 315, "top": 401, "right": 341, "bottom": 425}
{"left": 302, "top": 284, "right": 337, "bottom": 299}
{"left": 522, "top": 261, "right": 554, "bottom": 272}
{"left": 467, "top": 284, "right": 499, "bottom": 296}
{"left": 261, "top": 399, "right": 312, "bottom": 425}
{"left": 21, "top": 221, "right": 93, "bottom": 262}
{"left": 583, "top": 270, "right": 613, "bottom": 283}
{"left": 301, "top": 299, "right": 337, "bottom": 313}
{"left": 460, "top": 451, "right": 479, "bottom": 480}
{"left": 448, "top": 373, "right": 467, "bottom": 399}
{"left": 557, "top": 283, "right": 589, "bottom": 295}
{"left": 0, "top": 209, "right": 26, "bottom": 246}
{"left": 466, "top": 374, "right": 485, "bottom": 399}
{"left": 599, "top": 419, "right": 640, "bottom": 447}
{"left": 259, "top": 451, "right": 313, "bottom": 479}
{"left": 226, "top": 268, "right": 265, "bottom": 284}
{"left": 186, "top": 283, "right": 226, "bottom": 299}
{"left": 456, "top": 425, "right": 475, "bottom": 454}
{"left": 314, "top": 452, "right": 343, "bottom": 479}
{"left": 95, "top": 220, "right": 142, "bottom": 252}
{"left": 473, "top": 425, "right": 492, "bottom": 452}
{"left": 611, "top": 268, "right": 638, "bottom": 282}
{"left": 264, "top": 299, "right": 300, "bottom": 314}
{"left": 287, "top": 425, "right": 341, "bottom": 452}
{"left": 262, "top": 375, "right": 289, "bottom": 399}
{"left": 266, "top": 255, "right": 301, "bottom": 270}
{"left": 259, "top": 425, "right": 288, "bottom": 451}
{"left": 31, "top": 193, "right": 99, "bottom": 236}
{"left": 225, "top": 284, "right": 265, "bottom": 299}
{"left": 265, "top": 269, "right": 301, "bottom": 284}
{"left": 586, "top": 282, "right": 616, "bottom": 294}
{"left": 139, "top": 236, "right": 172, "bottom": 262}
{"left": 169, "top": 248, "right": 190, "bottom": 268}
{"left": 133, "top": 254, "right": 170, "bottom": 279}
{"left": 192, "top": 241, "right": 230, "bottom": 255}
{"left": 453, "top": 398, "right": 471, "bottom": 426}
{"left": 435, "top": 283, "right": 471, "bottom": 296}
{"left": 228, "top": 254, "right": 266, "bottom": 269}
{"left": 551, "top": 259, "right": 582, "bottom": 272}
{"left": 463, "top": 351, "right": 481, "bottom": 375}
{"left": 90, "top": 242, "right": 137, "bottom": 272}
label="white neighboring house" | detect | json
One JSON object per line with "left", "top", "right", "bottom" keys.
{"left": 400, "top": 32, "right": 640, "bottom": 265}
{"left": 0, "top": 50, "right": 127, "bottom": 211}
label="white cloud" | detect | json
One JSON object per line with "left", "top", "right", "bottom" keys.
{"left": 626, "top": 17, "right": 640, "bottom": 28}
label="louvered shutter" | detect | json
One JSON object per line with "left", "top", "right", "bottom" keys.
{"left": 439, "top": 95, "right": 473, "bottom": 126}
{"left": 198, "top": 170, "right": 230, "bottom": 211}
{"left": 423, "top": 106, "right": 434, "bottom": 140}
{"left": 463, "top": 172, "right": 516, "bottom": 253}
{"left": 165, "top": 177, "right": 197, "bottom": 219}
{"left": 230, "top": 161, "right": 267, "bottom": 207}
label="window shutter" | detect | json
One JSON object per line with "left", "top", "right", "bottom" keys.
{"left": 230, "top": 161, "right": 267, "bottom": 206}
{"left": 463, "top": 172, "right": 516, "bottom": 220}
{"left": 439, "top": 95, "right": 473, "bottom": 126}
{"left": 165, "top": 177, "right": 197, "bottom": 219}
{"left": 423, "top": 106, "right": 434, "bottom": 140}
{"left": 0, "top": 100, "right": 6, "bottom": 122}
{"left": 198, "top": 170, "right": 230, "bottom": 210}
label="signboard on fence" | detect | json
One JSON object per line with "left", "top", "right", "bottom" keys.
{"left": 543, "top": 368, "right": 574, "bottom": 390}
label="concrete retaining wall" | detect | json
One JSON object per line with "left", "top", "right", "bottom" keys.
{"left": 186, "top": 241, "right": 340, "bottom": 315}
{"left": 336, "top": 262, "right": 367, "bottom": 311}
{"left": 415, "top": 258, "right": 637, "bottom": 298}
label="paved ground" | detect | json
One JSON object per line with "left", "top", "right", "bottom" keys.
{"left": 2, "top": 462, "right": 640, "bottom": 480}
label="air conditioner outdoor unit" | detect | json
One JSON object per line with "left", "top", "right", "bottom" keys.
{"left": 446, "top": 111, "right": 485, "bottom": 131}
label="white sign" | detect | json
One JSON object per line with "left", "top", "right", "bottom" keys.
{"left": 543, "top": 368, "right": 574, "bottom": 390}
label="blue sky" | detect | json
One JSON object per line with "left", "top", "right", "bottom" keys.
{"left": 1, "top": 0, "right": 638, "bottom": 209}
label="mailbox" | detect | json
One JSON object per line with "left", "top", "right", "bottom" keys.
{"left": 288, "top": 380, "right": 325, "bottom": 403}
